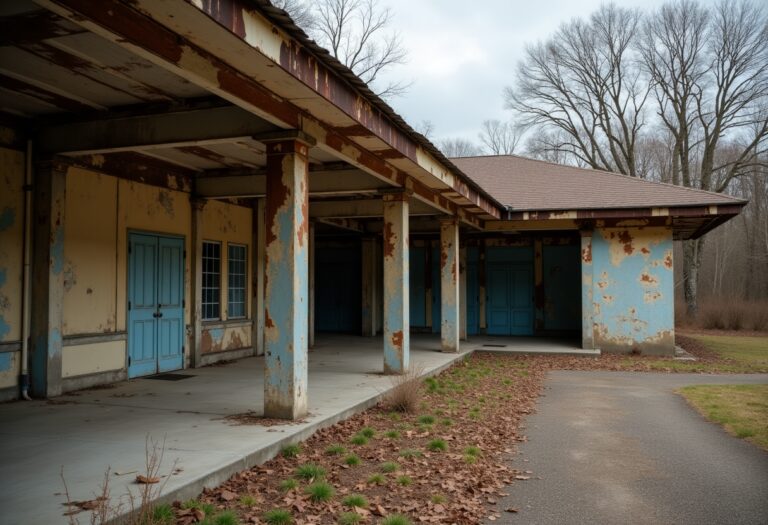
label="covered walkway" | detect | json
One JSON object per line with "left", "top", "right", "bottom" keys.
{"left": 0, "top": 335, "right": 471, "bottom": 524}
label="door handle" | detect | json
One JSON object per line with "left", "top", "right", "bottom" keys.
{"left": 153, "top": 312, "right": 163, "bottom": 318}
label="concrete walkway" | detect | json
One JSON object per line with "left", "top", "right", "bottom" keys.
{"left": 492, "top": 371, "right": 768, "bottom": 525}
{"left": 0, "top": 334, "right": 471, "bottom": 525}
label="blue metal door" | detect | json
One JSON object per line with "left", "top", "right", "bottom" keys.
{"left": 466, "top": 247, "right": 479, "bottom": 335}
{"left": 486, "top": 263, "right": 533, "bottom": 335}
{"left": 128, "top": 233, "right": 184, "bottom": 378}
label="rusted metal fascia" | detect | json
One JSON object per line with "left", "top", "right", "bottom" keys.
{"left": 193, "top": 0, "right": 503, "bottom": 219}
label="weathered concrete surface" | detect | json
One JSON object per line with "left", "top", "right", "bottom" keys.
{"left": 0, "top": 334, "right": 468, "bottom": 525}
{"left": 382, "top": 193, "right": 409, "bottom": 373}
{"left": 491, "top": 371, "right": 768, "bottom": 525}
{"left": 440, "top": 218, "right": 459, "bottom": 353}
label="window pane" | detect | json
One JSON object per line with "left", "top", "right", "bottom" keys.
{"left": 202, "top": 241, "right": 221, "bottom": 320}
{"left": 228, "top": 244, "right": 247, "bottom": 319}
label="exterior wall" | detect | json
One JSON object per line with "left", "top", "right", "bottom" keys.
{"left": 58, "top": 167, "right": 253, "bottom": 388}
{"left": 200, "top": 199, "right": 253, "bottom": 355}
{"left": 0, "top": 147, "right": 25, "bottom": 395}
{"left": 590, "top": 226, "right": 675, "bottom": 354}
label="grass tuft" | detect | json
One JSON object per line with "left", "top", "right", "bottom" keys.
{"left": 152, "top": 504, "right": 174, "bottom": 524}
{"left": 295, "top": 463, "right": 326, "bottom": 480}
{"left": 239, "top": 494, "right": 257, "bottom": 506}
{"left": 384, "top": 430, "right": 400, "bottom": 439}
{"left": 380, "top": 461, "right": 399, "bottom": 473}
{"left": 430, "top": 494, "right": 446, "bottom": 504}
{"left": 359, "top": 427, "right": 376, "bottom": 438}
{"left": 367, "top": 473, "right": 385, "bottom": 485}
{"left": 384, "top": 365, "right": 425, "bottom": 413}
{"left": 427, "top": 439, "right": 447, "bottom": 452}
{"left": 305, "top": 481, "right": 335, "bottom": 502}
{"left": 463, "top": 445, "right": 481, "bottom": 457}
{"left": 398, "top": 448, "right": 422, "bottom": 458}
{"left": 344, "top": 454, "right": 361, "bottom": 466}
{"left": 342, "top": 494, "right": 368, "bottom": 508}
{"left": 417, "top": 414, "right": 436, "bottom": 425}
{"left": 396, "top": 475, "right": 412, "bottom": 486}
{"left": 381, "top": 514, "right": 413, "bottom": 525}
{"left": 279, "top": 478, "right": 298, "bottom": 492}
{"left": 325, "top": 444, "right": 346, "bottom": 455}
{"left": 213, "top": 510, "right": 239, "bottom": 525}
{"left": 263, "top": 509, "right": 292, "bottom": 525}
{"left": 337, "top": 512, "right": 362, "bottom": 525}
{"left": 281, "top": 443, "right": 301, "bottom": 458}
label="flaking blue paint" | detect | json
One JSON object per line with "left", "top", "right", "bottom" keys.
{"left": 208, "top": 327, "right": 224, "bottom": 343}
{"left": 0, "top": 352, "right": 11, "bottom": 372}
{"left": 591, "top": 228, "right": 674, "bottom": 353}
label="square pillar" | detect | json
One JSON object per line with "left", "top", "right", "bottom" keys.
{"left": 533, "top": 238, "right": 545, "bottom": 333}
{"left": 459, "top": 246, "right": 467, "bottom": 341}
{"left": 580, "top": 230, "right": 595, "bottom": 349}
{"left": 361, "top": 236, "right": 378, "bottom": 337}
{"left": 440, "top": 218, "right": 460, "bottom": 353}
{"left": 189, "top": 197, "right": 206, "bottom": 367}
{"left": 251, "top": 198, "right": 266, "bottom": 356}
{"left": 308, "top": 221, "right": 315, "bottom": 349}
{"left": 382, "top": 192, "right": 409, "bottom": 373}
{"left": 29, "top": 160, "right": 66, "bottom": 397}
{"left": 263, "top": 136, "right": 312, "bottom": 419}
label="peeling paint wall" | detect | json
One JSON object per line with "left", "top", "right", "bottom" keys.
{"left": 201, "top": 199, "right": 253, "bottom": 322}
{"left": 591, "top": 227, "right": 674, "bottom": 354}
{"left": 0, "top": 147, "right": 24, "bottom": 393}
{"left": 200, "top": 322, "right": 251, "bottom": 354}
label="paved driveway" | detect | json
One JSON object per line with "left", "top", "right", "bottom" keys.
{"left": 492, "top": 371, "right": 768, "bottom": 525}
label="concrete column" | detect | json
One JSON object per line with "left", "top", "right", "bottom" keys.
{"left": 478, "top": 241, "right": 487, "bottom": 333}
{"left": 382, "top": 192, "right": 409, "bottom": 374}
{"left": 361, "top": 236, "right": 377, "bottom": 337}
{"left": 29, "top": 160, "right": 66, "bottom": 397}
{"left": 308, "top": 221, "right": 315, "bottom": 349}
{"left": 440, "top": 218, "right": 460, "bottom": 353}
{"left": 580, "top": 230, "right": 595, "bottom": 349}
{"left": 251, "top": 198, "right": 266, "bottom": 356}
{"left": 190, "top": 197, "right": 206, "bottom": 367}
{"left": 459, "top": 246, "right": 467, "bottom": 341}
{"left": 263, "top": 136, "right": 311, "bottom": 419}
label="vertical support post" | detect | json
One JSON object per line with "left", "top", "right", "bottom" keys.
{"left": 382, "top": 192, "right": 409, "bottom": 374}
{"left": 580, "top": 230, "right": 595, "bottom": 349}
{"left": 533, "top": 238, "right": 545, "bottom": 333}
{"left": 263, "top": 135, "right": 312, "bottom": 419}
{"left": 440, "top": 218, "right": 460, "bottom": 353}
{"left": 459, "top": 246, "right": 467, "bottom": 341}
{"left": 361, "top": 236, "right": 377, "bottom": 337}
{"left": 308, "top": 221, "right": 315, "bottom": 349}
{"left": 29, "top": 160, "right": 66, "bottom": 397}
{"left": 190, "top": 197, "right": 206, "bottom": 367}
{"left": 252, "top": 198, "right": 265, "bottom": 356}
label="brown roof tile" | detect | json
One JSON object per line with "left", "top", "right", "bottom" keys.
{"left": 451, "top": 155, "right": 746, "bottom": 211}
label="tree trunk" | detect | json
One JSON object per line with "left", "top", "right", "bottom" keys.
{"left": 683, "top": 237, "right": 705, "bottom": 318}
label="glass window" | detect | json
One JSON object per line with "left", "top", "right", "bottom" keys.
{"left": 202, "top": 241, "right": 221, "bottom": 320}
{"left": 228, "top": 244, "right": 247, "bottom": 319}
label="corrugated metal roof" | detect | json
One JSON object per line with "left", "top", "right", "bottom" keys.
{"left": 451, "top": 155, "right": 747, "bottom": 211}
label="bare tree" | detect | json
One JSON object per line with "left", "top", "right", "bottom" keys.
{"left": 272, "top": 0, "right": 317, "bottom": 31}
{"left": 505, "top": 3, "right": 649, "bottom": 176}
{"left": 639, "top": 0, "right": 768, "bottom": 316}
{"left": 439, "top": 138, "right": 483, "bottom": 158}
{"left": 415, "top": 120, "right": 435, "bottom": 140}
{"left": 479, "top": 119, "right": 522, "bottom": 155}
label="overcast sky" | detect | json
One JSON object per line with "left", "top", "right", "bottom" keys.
{"left": 375, "top": 0, "right": 712, "bottom": 145}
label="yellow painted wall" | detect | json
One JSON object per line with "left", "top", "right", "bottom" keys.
{"left": 201, "top": 199, "right": 253, "bottom": 320}
{"left": 63, "top": 169, "right": 118, "bottom": 335}
{"left": 62, "top": 341, "right": 124, "bottom": 378}
{"left": 61, "top": 168, "right": 254, "bottom": 379}
{"left": 0, "top": 147, "right": 24, "bottom": 343}
{"left": 0, "top": 351, "right": 19, "bottom": 389}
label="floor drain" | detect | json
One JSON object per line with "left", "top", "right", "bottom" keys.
{"left": 144, "top": 373, "right": 195, "bottom": 381}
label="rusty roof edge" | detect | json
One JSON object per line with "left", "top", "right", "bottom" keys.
{"left": 505, "top": 202, "right": 747, "bottom": 221}
{"left": 250, "top": 0, "right": 506, "bottom": 217}
{"left": 504, "top": 200, "right": 749, "bottom": 214}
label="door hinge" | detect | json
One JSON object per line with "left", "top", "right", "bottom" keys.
{"left": 183, "top": 250, "right": 187, "bottom": 259}
{"left": 128, "top": 356, "right": 131, "bottom": 366}
{"left": 182, "top": 346, "right": 185, "bottom": 355}
{"left": 182, "top": 299, "right": 186, "bottom": 308}
{"left": 128, "top": 243, "right": 132, "bottom": 254}
{"left": 128, "top": 301, "right": 131, "bottom": 311}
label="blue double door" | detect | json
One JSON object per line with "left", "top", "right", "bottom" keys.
{"left": 486, "top": 263, "right": 534, "bottom": 336}
{"left": 127, "top": 233, "right": 185, "bottom": 378}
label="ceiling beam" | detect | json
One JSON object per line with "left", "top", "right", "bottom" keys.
{"left": 309, "top": 198, "right": 437, "bottom": 219}
{"left": 36, "top": 104, "right": 278, "bottom": 155}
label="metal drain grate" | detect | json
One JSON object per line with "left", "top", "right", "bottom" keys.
{"left": 144, "top": 373, "right": 195, "bottom": 381}
{"left": 482, "top": 344, "right": 507, "bottom": 348}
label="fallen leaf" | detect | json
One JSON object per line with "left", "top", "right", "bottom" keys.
{"left": 135, "top": 475, "right": 159, "bottom": 484}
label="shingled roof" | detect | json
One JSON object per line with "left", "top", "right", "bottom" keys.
{"left": 451, "top": 155, "right": 747, "bottom": 212}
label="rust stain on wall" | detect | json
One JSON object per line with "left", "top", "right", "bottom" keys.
{"left": 391, "top": 330, "right": 403, "bottom": 351}
{"left": 383, "top": 221, "right": 395, "bottom": 258}
{"left": 581, "top": 243, "right": 592, "bottom": 263}
{"left": 639, "top": 273, "right": 659, "bottom": 286}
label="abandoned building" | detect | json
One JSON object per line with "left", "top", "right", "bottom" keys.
{"left": 0, "top": 0, "right": 746, "bottom": 419}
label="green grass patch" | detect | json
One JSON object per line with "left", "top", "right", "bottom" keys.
{"left": 384, "top": 430, "right": 400, "bottom": 439}
{"left": 342, "top": 494, "right": 368, "bottom": 508}
{"left": 396, "top": 475, "right": 412, "bottom": 486}
{"left": 350, "top": 434, "right": 369, "bottom": 445}
{"left": 212, "top": 510, "right": 239, "bottom": 525}
{"left": 380, "top": 461, "right": 399, "bottom": 473}
{"left": 263, "top": 509, "right": 292, "bottom": 525}
{"left": 359, "top": 427, "right": 376, "bottom": 438}
{"left": 430, "top": 494, "right": 446, "bottom": 504}
{"left": 305, "top": 481, "right": 335, "bottom": 502}
{"left": 367, "top": 473, "right": 385, "bottom": 485}
{"left": 417, "top": 414, "right": 436, "bottom": 425}
{"left": 239, "top": 494, "right": 257, "bottom": 506}
{"left": 463, "top": 445, "right": 481, "bottom": 457}
{"left": 281, "top": 443, "right": 301, "bottom": 458}
{"left": 344, "top": 454, "right": 361, "bottom": 466}
{"left": 427, "top": 438, "right": 447, "bottom": 452}
{"left": 381, "top": 514, "right": 413, "bottom": 525}
{"left": 694, "top": 335, "right": 768, "bottom": 371}
{"left": 398, "top": 448, "right": 422, "bottom": 458}
{"left": 295, "top": 463, "right": 326, "bottom": 480}
{"left": 679, "top": 384, "right": 768, "bottom": 450}
{"left": 151, "top": 504, "right": 174, "bottom": 524}
{"left": 325, "top": 444, "right": 346, "bottom": 455}
{"left": 279, "top": 478, "right": 298, "bottom": 492}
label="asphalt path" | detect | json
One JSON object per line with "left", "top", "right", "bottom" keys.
{"left": 491, "top": 371, "right": 768, "bottom": 525}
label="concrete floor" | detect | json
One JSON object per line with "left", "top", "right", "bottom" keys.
{"left": 492, "top": 371, "right": 768, "bottom": 525}
{"left": 0, "top": 334, "right": 587, "bottom": 524}
{"left": 0, "top": 334, "right": 475, "bottom": 525}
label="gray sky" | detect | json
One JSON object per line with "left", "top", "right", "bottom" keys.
{"left": 375, "top": 0, "right": 702, "bottom": 145}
